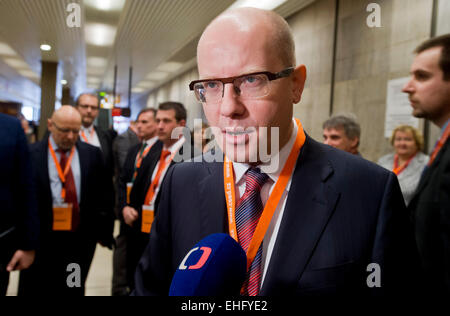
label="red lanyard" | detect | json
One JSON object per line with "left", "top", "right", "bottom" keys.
{"left": 224, "top": 118, "right": 305, "bottom": 270}
{"left": 48, "top": 139, "right": 75, "bottom": 201}
{"left": 392, "top": 153, "right": 416, "bottom": 175}
{"left": 428, "top": 122, "right": 450, "bottom": 166}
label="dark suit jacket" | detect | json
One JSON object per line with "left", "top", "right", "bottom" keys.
{"left": 0, "top": 114, "right": 39, "bottom": 269}
{"left": 408, "top": 138, "right": 450, "bottom": 293}
{"left": 95, "top": 126, "right": 116, "bottom": 177}
{"left": 134, "top": 135, "right": 419, "bottom": 296}
{"left": 19, "top": 137, "right": 115, "bottom": 295}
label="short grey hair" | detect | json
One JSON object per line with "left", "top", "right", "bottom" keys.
{"left": 323, "top": 114, "right": 361, "bottom": 141}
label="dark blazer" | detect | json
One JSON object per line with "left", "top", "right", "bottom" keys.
{"left": 134, "top": 135, "right": 419, "bottom": 296}
{"left": 19, "top": 137, "right": 114, "bottom": 296}
{"left": 0, "top": 114, "right": 38, "bottom": 269}
{"left": 408, "top": 138, "right": 450, "bottom": 294}
{"left": 95, "top": 126, "right": 116, "bottom": 177}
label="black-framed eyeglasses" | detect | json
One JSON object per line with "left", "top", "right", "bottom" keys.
{"left": 53, "top": 122, "right": 80, "bottom": 134}
{"left": 189, "top": 67, "right": 294, "bottom": 104}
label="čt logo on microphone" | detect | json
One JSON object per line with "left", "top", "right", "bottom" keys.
{"left": 178, "top": 246, "right": 212, "bottom": 270}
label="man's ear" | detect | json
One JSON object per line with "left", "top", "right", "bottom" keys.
{"left": 179, "top": 119, "right": 186, "bottom": 127}
{"left": 47, "top": 119, "right": 52, "bottom": 130}
{"left": 292, "top": 64, "right": 307, "bottom": 104}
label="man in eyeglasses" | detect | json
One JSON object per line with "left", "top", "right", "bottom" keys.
{"left": 75, "top": 93, "right": 116, "bottom": 181}
{"left": 18, "top": 106, "right": 114, "bottom": 296}
{"left": 135, "top": 8, "right": 418, "bottom": 296}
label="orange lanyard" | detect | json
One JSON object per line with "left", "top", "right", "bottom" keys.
{"left": 48, "top": 139, "right": 75, "bottom": 201}
{"left": 80, "top": 127, "right": 94, "bottom": 144}
{"left": 224, "top": 118, "right": 306, "bottom": 270}
{"left": 143, "top": 144, "right": 181, "bottom": 206}
{"left": 392, "top": 153, "right": 416, "bottom": 175}
{"left": 428, "top": 122, "right": 450, "bottom": 166}
{"left": 132, "top": 143, "right": 153, "bottom": 181}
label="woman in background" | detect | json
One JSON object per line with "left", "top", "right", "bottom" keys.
{"left": 378, "top": 125, "right": 429, "bottom": 206}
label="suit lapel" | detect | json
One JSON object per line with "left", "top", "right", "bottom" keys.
{"left": 413, "top": 139, "right": 449, "bottom": 198}
{"left": 198, "top": 159, "right": 227, "bottom": 235}
{"left": 260, "top": 137, "right": 339, "bottom": 295}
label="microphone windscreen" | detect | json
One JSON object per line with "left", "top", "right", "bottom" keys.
{"left": 169, "top": 233, "right": 247, "bottom": 296}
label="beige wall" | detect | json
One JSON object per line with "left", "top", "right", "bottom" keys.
{"left": 144, "top": 0, "right": 449, "bottom": 161}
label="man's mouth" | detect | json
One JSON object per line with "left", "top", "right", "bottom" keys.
{"left": 223, "top": 128, "right": 256, "bottom": 145}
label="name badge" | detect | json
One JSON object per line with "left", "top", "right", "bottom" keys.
{"left": 53, "top": 203, "right": 73, "bottom": 231}
{"left": 141, "top": 204, "right": 154, "bottom": 234}
{"left": 126, "top": 182, "right": 133, "bottom": 204}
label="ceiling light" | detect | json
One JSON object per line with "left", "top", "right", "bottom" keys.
{"left": 84, "top": 0, "right": 126, "bottom": 11}
{"left": 146, "top": 71, "right": 168, "bottom": 81}
{"left": 40, "top": 44, "right": 52, "bottom": 51}
{"left": 87, "top": 56, "right": 108, "bottom": 68}
{"left": 156, "top": 62, "right": 183, "bottom": 73}
{"left": 19, "top": 69, "right": 38, "bottom": 78}
{"left": 87, "top": 77, "right": 101, "bottom": 84}
{"left": 228, "top": 0, "right": 288, "bottom": 11}
{"left": 132, "top": 87, "right": 146, "bottom": 93}
{"left": 3, "top": 57, "right": 29, "bottom": 69}
{"left": 61, "top": 79, "right": 68, "bottom": 85}
{"left": 0, "top": 42, "right": 17, "bottom": 56}
{"left": 137, "top": 80, "right": 156, "bottom": 89}
{"left": 85, "top": 23, "right": 117, "bottom": 47}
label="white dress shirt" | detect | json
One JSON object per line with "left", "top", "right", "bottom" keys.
{"left": 148, "top": 136, "right": 186, "bottom": 206}
{"left": 230, "top": 119, "right": 299, "bottom": 288}
{"left": 80, "top": 125, "right": 101, "bottom": 148}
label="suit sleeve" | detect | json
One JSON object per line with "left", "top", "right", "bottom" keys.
{"left": 133, "top": 165, "right": 176, "bottom": 296}
{"left": 14, "top": 123, "right": 39, "bottom": 250}
{"left": 92, "top": 147, "right": 115, "bottom": 248}
{"left": 117, "top": 146, "right": 137, "bottom": 221}
{"left": 370, "top": 171, "right": 422, "bottom": 296}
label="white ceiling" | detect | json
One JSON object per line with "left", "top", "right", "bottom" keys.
{"left": 0, "top": 0, "right": 315, "bottom": 109}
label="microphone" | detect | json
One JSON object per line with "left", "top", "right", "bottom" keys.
{"left": 169, "top": 233, "right": 247, "bottom": 296}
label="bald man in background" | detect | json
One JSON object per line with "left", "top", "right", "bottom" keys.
{"left": 19, "top": 106, "right": 114, "bottom": 296}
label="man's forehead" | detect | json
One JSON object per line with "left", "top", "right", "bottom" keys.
{"left": 156, "top": 109, "right": 176, "bottom": 119}
{"left": 411, "top": 47, "right": 442, "bottom": 72}
{"left": 79, "top": 94, "right": 98, "bottom": 104}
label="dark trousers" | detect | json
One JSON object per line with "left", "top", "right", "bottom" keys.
{"left": 125, "top": 225, "right": 150, "bottom": 292}
{"left": 0, "top": 270, "right": 9, "bottom": 296}
{"left": 112, "top": 224, "right": 129, "bottom": 296}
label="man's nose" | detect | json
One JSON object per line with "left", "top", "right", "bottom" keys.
{"left": 220, "top": 83, "right": 245, "bottom": 118}
{"left": 402, "top": 79, "right": 414, "bottom": 94}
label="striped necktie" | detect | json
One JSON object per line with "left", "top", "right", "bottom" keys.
{"left": 235, "top": 167, "right": 268, "bottom": 296}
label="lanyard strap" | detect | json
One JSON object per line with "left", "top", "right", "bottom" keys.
{"left": 392, "top": 153, "right": 416, "bottom": 175}
{"left": 143, "top": 138, "right": 185, "bottom": 206}
{"left": 224, "top": 118, "right": 306, "bottom": 270}
{"left": 132, "top": 143, "right": 153, "bottom": 181}
{"left": 428, "top": 123, "right": 450, "bottom": 166}
{"left": 80, "top": 127, "right": 94, "bottom": 144}
{"left": 48, "top": 139, "right": 75, "bottom": 201}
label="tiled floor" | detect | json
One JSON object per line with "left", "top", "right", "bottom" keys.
{"left": 6, "top": 222, "right": 119, "bottom": 296}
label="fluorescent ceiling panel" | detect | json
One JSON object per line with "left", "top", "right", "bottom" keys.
{"left": 87, "top": 56, "right": 108, "bottom": 68}
{"left": 156, "top": 62, "right": 184, "bottom": 73}
{"left": 84, "top": 0, "right": 126, "bottom": 11}
{"left": 146, "top": 71, "right": 168, "bottom": 81}
{"left": 85, "top": 23, "right": 117, "bottom": 47}
{"left": 228, "top": 0, "right": 288, "bottom": 10}
{"left": 3, "top": 57, "right": 29, "bottom": 69}
{"left": 0, "top": 42, "right": 17, "bottom": 56}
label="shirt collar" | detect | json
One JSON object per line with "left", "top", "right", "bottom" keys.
{"left": 81, "top": 124, "right": 94, "bottom": 134}
{"left": 232, "top": 118, "right": 298, "bottom": 188}
{"left": 144, "top": 136, "right": 159, "bottom": 147}
{"left": 166, "top": 136, "right": 186, "bottom": 154}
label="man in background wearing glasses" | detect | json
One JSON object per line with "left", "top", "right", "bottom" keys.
{"left": 19, "top": 106, "right": 114, "bottom": 296}
{"left": 135, "top": 8, "right": 419, "bottom": 296}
